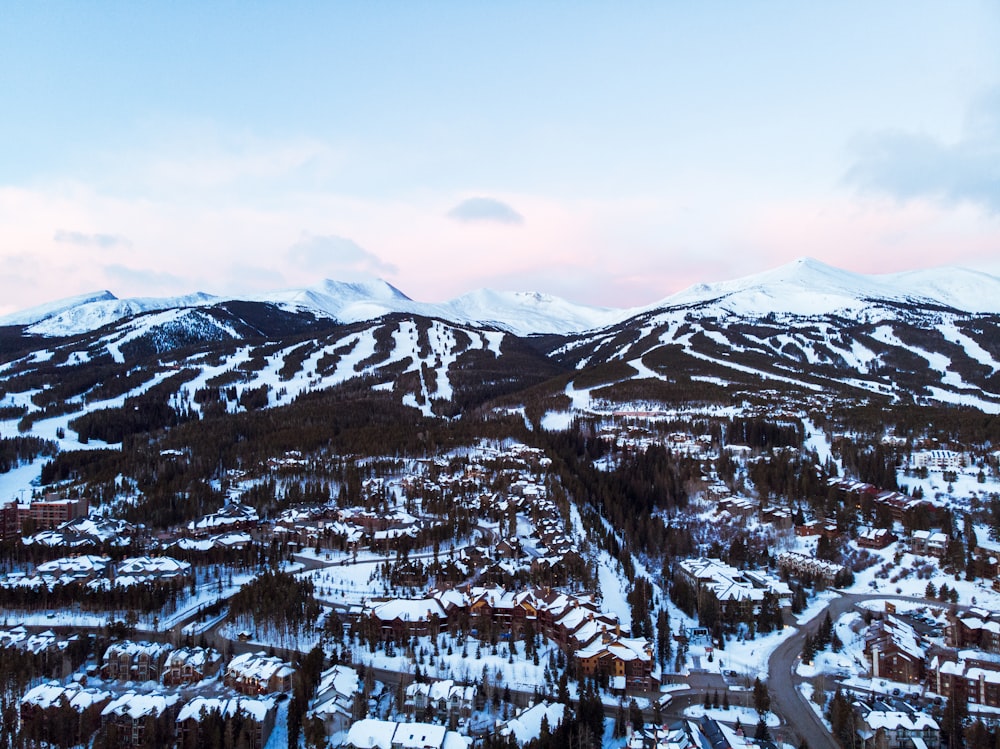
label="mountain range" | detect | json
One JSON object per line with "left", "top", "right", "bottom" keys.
{"left": 2, "top": 258, "right": 999, "bottom": 449}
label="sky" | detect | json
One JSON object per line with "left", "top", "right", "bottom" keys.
{"left": 1, "top": 1, "right": 999, "bottom": 316}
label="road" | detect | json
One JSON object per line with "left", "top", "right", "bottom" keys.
{"left": 766, "top": 592, "right": 968, "bottom": 749}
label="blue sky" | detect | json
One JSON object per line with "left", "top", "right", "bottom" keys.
{"left": 2, "top": 1, "right": 999, "bottom": 314}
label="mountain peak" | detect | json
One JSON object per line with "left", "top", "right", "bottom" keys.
{"left": 0, "top": 290, "right": 118, "bottom": 328}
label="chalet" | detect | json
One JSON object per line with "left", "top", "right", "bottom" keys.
{"left": 717, "top": 497, "right": 757, "bottom": 519}
{"left": 100, "top": 691, "right": 181, "bottom": 748}
{"left": 187, "top": 503, "right": 259, "bottom": 537}
{"left": 794, "top": 521, "right": 840, "bottom": 539}
{"left": 368, "top": 598, "right": 448, "bottom": 640}
{"left": 761, "top": 506, "right": 793, "bottom": 530}
{"left": 874, "top": 491, "right": 941, "bottom": 525}
{"left": 865, "top": 616, "right": 924, "bottom": 684}
{"left": 162, "top": 646, "right": 223, "bottom": 686}
{"left": 20, "top": 682, "right": 111, "bottom": 746}
{"left": 856, "top": 704, "right": 940, "bottom": 749}
{"left": 970, "top": 525, "right": 1000, "bottom": 584}
{"left": 344, "top": 718, "right": 467, "bottom": 749}
{"left": 497, "top": 702, "right": 566, "bottom": 747}
{"left": 114, "top": 555, "right": 193, "bottom": 584}
{"left": 577, "top": 636, "right": 657, "bottom": 692}
{"left": 102, "top": 641, "right": 173, "bottom": 682}
{"left": 677, "top": 558, "right": 787, "bottom": 618}
{"left": 176, "top": 695, "right": 276, "bottom": 749}
{"left": 909, "top": 530, "right": 949, "bottom": 558}
{"left": 24, "top": 516, "right": 133, "bottom": 549}
{"left": 310, "top": 665, "right": 361, "bottom": 736}
{"left": 403, "top": 679, "right": 475, "bottom": 722}
{"left": 224, "top": 652, "right": 295, "bottom": 695}
{"left": 35, "top": 554, "right": 110, "bottom": 581}
{"left": 857, "top": 527, "right": 897, "bottom": 549}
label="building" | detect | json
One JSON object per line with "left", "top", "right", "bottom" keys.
{"left": 100, "top": 691, "right": 180, "bottom": 748}
{"left": 0, "top": 500, "right": 19, "bottom": 539}
{"left": 20, "top": 682, "right": 111, "bottom": 747}
{"left": 18, "top": 495, "right": 89, "bottom": 531}
{"left": 676, "top": 557, "right": 788, "bottom": 619}
{"left": 909, "top": 530, "right": 949, "bottom": 558}
{"left": 857, "top": 528, "right": 897, "bottom": 549}
{"left": 162, "top": 646, "right": 223, "bottom": 686}
{"left": 310, "top": 665, "right": 361, "bottom": 736}
{"left": 946, "top": 610, "right": 1000, "bottom": 653}
{"left": 576, "top": 636, "right": 657, "bottom": 692}
{"left": 224, "top": 652, "right": 295, "bottom": 695}
{"left": 776, "top": 551, "right": 847, "bottom": 587}
{"left": 865, "top": 617, "right": 924, "bottom": 684}
{"left": 403, "top": 679, "right": 475, "bottom": 724}
{"left": 176, "top": 695, "right": 276, "bottom": 749}
{"left": 343, "top": 718, "right": 467, "bottom": 749}
{"left": 857, "top": 703, "right": 940, "bottom": 749}
{"left": 367, "top": 598, "right": 449, "bottom": 640}
{"left": 911, "top": 450, "right": 964, "bottom": 471}
{"left": 101, "top": 641, "right": 173, "bottom": 682}
{"left": 930, "top": 651, "right": 1000, "bottom": 709}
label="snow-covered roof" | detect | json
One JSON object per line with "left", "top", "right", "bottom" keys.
{"left": 102, "top": 691, "right": 180, "bottom": 720}
{"left": 499, "top": 702, "right": 565, "bottom": 747}
{"left": 370, "top": 598, "right": 446, "bottom": 622}
{"left": 865, "top": 710, "right": 939, "bottom": 731}
{"left": 226, "top": 652, "right": 295, "bottom": 682}
{"left": 21, "top": 681, "right": 111, "bottom": 711}
{"left": 177, "top": 695, "right": 275, "bottom": 723}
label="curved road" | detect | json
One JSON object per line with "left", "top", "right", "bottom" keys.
{"left": 767, "top": 592, "right": 966, "bottom": 749}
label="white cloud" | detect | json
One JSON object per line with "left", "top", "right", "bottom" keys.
{"left": 287, "top": 234, "right": 398, "bottom": 277}
{"left": 447, "top": 197, "right": 524, "bottom": 225}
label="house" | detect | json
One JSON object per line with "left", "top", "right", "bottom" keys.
{"left": 176, "top": 695, "right": 276, "bottom": 749}
{"left": 857, "top": 527, "right": 897, "bottom": 549}
{"left": 856, "top": 703, "right": 941, "bottom": 749}
{"left": 497, "top": 702, "right": 566, "bottom": 747}
{"left": 343, "top": 718, "right": 467, "bottom": 749}
{"left": 909, "top": 530, "right": 949, "bottom": 558}
{"left": 101, "top": 641, "right": 173, "bottom": 682}
{"left": 224, "top": 652, "right": 295, "bottom": 695}
{"left": 403, "top": 679, "right": 475, "bottom": 723}
{"left": 367, "top": 598, "right": 448, "bottom": 640}
{"left": 576, "top": 636, "right": 658, "bottom": 692}
{"left": 310, "top": 665, "right": 361, "bottom": 735}
{"left": 162, "top": 646, "right": 223, "bottom": 686}
{"left": 30, "top": 554, "right": 111, "bottom": 585}
{"left": 188, "top": 502, "right": 259, "bottom": 537}
{"left": 100, "top": 691, "right": 181, "bottom": 748}
{"left": 678, "top": 557, "right": 789, "bottom": 617}
{"left": 114, "top": 555, "right": 193, "bottom": 584}
{"left": 20, "top": 682, "right": 111, "bottom": 747}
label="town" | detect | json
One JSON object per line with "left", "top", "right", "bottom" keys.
{"left": 2, "top": 404, "right": 1000, "bottom": 749}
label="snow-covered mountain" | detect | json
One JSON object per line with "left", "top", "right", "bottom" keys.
{"left": 0, "top": 277, "right": 624, "bottom": 339}
{"left": 2, "top": 257, "right": 999, "bottom": 448}
{"left": 649, "top": 257, "right": 1000, "bottom": 317}
{"left": 0, "top": 290, "right": 221, "bottom": 337}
